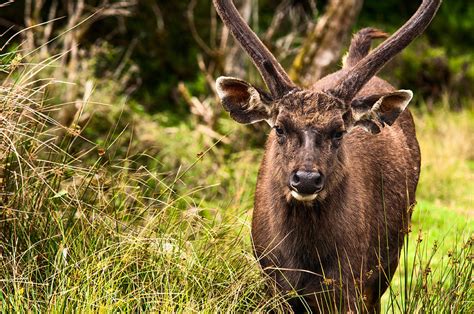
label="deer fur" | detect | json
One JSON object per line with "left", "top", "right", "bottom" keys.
{"left": 212, "top": 0, "right": 441, "bottom": 312}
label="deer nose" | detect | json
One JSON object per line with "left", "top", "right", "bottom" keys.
{"left": 289, "top": 170, "right": 325, "bottom": 195}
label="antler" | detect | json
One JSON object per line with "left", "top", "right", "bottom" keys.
{"left": 330, "top": 0, "right": 442, "bottom": 102}
{"left": 213, "top": 0, "right": 296, "bottom": 98}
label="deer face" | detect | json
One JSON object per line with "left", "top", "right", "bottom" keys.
{"left": 213, "top": 0, "right": 438, "bottom": 201}
{"left": 216, "top": 77, "right": 413, "bottom": 202}
{"left": 270, "top": 91, "right": 346, "bottom": 202}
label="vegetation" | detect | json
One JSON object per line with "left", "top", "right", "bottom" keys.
{"left": 0, "top": 0, "right": 472, "bottom": 312}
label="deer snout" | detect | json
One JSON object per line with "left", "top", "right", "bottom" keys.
{"left": 289, "top": 170, "right": 325, "bottom": 196}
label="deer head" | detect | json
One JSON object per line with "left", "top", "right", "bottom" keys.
{"left": 214, "top": 0, "right": 441, "bottom": 202}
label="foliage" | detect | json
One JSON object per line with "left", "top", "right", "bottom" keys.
{"left": 1, "top": 0, "right": 472, "bottom": 112}
{"left": 377, "top": 40, "right": 474, "bottom": 108}
{"left": 0, "top": 43, "right": 472, "bottom": 312}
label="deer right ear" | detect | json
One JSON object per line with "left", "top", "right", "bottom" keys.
{"left": 347, "top": 90, "right": 413, "bottom": 134}
{"left": 216, "top": 76, "right": 275, "bottom": 126}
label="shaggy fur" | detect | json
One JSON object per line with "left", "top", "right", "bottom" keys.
{"left": 212, "top": 0, "right": 441, "bottom": 311}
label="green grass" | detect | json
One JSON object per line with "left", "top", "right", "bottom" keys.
{"left": 415, "top": 106, "right": 474, "bottom": 214}
{"left": 0, "top": 55, "right": 472, "bottom": 312}
{"left": 383, "top": 105, "right": 473, "bottom": 313}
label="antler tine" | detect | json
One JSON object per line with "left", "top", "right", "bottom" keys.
{"left": 330, "top": 0, "right": 442, "bottom": 102}
{"left": 213, "top": 0, "right": 296, "bottom": 98}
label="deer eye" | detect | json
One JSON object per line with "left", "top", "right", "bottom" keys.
{"left": 274, "top": 126, "right": 285, "bottom": 136}
{"left": 332, "top": 130, "right": 345, "bottom": 141}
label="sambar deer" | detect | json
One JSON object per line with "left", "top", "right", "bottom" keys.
{"left": 213, "top": 0, "right": 441, "bottom": 312}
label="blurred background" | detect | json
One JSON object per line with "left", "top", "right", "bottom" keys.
{"left": 1, "top": 0, "right": 473, "bottom": 112}
{"left": 0, "top": 0, "right": 472, "bottom": 312}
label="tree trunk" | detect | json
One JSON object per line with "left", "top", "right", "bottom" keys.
{"left": 289, "top": 0, "right": 363, "bottom": 86}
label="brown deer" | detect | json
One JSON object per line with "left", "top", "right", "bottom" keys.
{"left": 212, "top": 0, "right": 441, "bottom": 312}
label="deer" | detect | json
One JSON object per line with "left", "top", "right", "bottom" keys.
{"left": 212, "top": 0, "right": 441, "bottom": 312}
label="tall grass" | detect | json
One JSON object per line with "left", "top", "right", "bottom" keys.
{"left": 0, "top": 51, "right": 472, "bottom": 312}
{"left": 382, "top": 101, "right": 473, "bottom": 313}
{"left": 0, "top": 52, "right": 280, "bottom": 312}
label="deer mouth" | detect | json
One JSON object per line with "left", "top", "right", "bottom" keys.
{"left": 290, "top": 191, "right": 318, "bottom": 202}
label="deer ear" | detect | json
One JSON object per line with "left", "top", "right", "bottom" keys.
{"left": 348, "top": 90, "right": 413, "bottom": 134}
{"left": 216, "top": 76, "right": 275, "bottom": 125}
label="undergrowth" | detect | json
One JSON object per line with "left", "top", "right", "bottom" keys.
{"left": 0, "top": 49, "right": 472, "bottom": 312}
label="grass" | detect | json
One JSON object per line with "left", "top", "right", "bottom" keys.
{"left": 0, "top": 53, "right": 472, "bottom": 312}
{"left": 415, "top": 105, "right": 474, "bottom": 215}
{"left": 383, "top": 104, "right": 473, "bottom": 313}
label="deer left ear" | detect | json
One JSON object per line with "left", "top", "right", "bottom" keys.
{"left": 348, "top": 90, "right": 413, "bottom": 134}
{"left": 215, "top": 76, "right": 275, "bottom": 126}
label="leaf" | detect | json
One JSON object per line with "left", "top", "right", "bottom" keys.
{"left": 51, "top": 190, "right": 68, "bottom": 199}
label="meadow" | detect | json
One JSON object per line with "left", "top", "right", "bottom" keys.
{"left": 0, "top": 51, "right": 472, "bottom": 312}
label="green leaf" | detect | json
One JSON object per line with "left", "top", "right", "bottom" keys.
{"left": 50, "top": 190, "right": 68, "bottom": 199}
